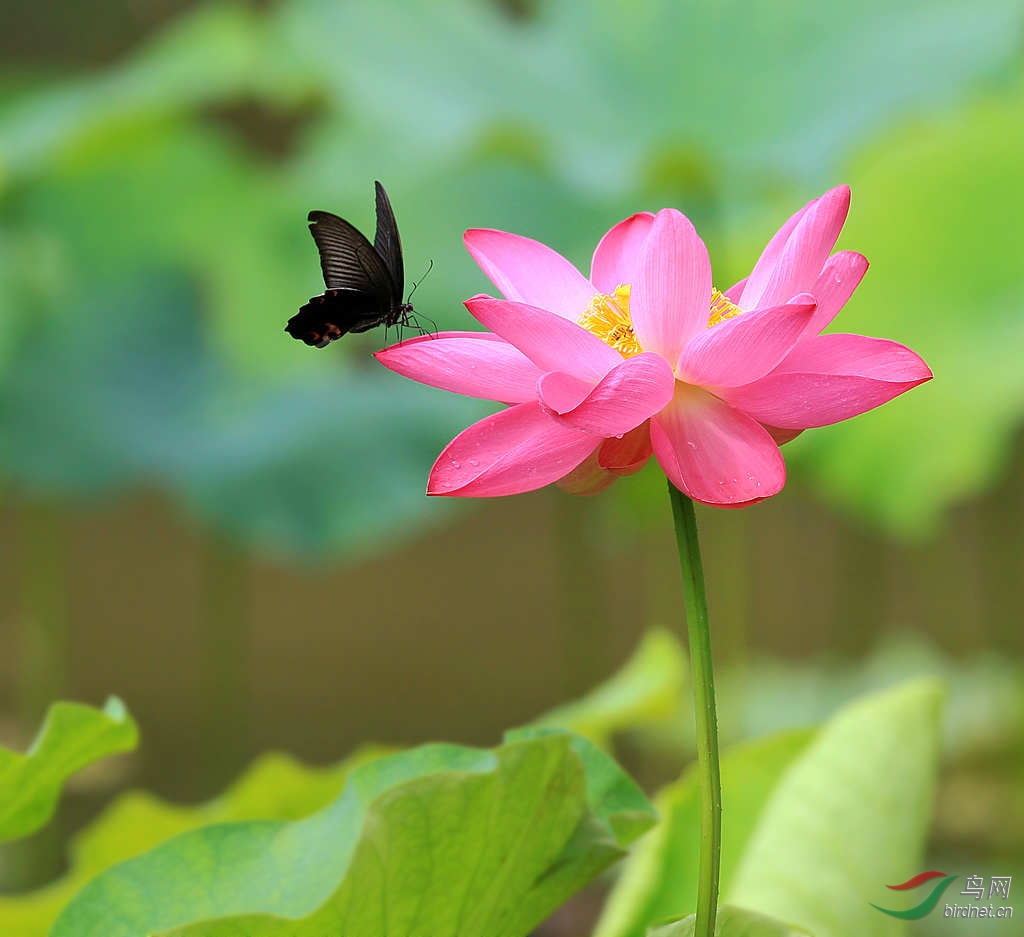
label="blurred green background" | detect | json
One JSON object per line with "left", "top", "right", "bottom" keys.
{"left": 0, "top": 0, "right": 1022, "bottom": 934}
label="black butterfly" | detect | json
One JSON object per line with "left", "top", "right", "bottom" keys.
{"left": 285, "top": 181, "right": 415, "bottom": 347}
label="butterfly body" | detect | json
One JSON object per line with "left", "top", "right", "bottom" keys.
{"left": 289, "top": 289, "right": 414, "bottom": 347}
{"left": 286, "top": 182, "right": 414, "bottom": 346}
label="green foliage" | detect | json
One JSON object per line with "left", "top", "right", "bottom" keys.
{"left": 0, "top": 698, "right": 136, "bottom": 844}
{"left": 536, "top": 627, "right": 688, "bottom": 747}
{"left": 785, "top": 89, "right": 1024, "bottom": 536}
{"left": 0, "top": 748, "right": 384, "bottom": 936}
{"left": 0, "top": 0, "right": 1022, "bottom": 553}
{"left": 280, "top": 0, "right": 1024, "bottom": 195}
{"left": 595, "top": 730, "right": 815, "bottom": 937}
{"left": 727, "top": 681, "right": 944, "bottom": 937}
{"left": 710, "top": 633, "right": 1022, "bottom": 756}
{"left": 0, "top": 655, "right": 947, "bottom": 937}
{"left": 648, "top": 905, "right": 812, "bottom": 937}
{"left": 0, "top": 267, "right": 483, "bottom": 554}
{"left": 0, "top": 3, "right": 313, "bottom": 182}
{"left": 49, "top": 730, "right": 655, "bottom": 937}
{"left": 1, "top": 628, "right": 675, "bottom": 935}
{"left": 596, "top": 680, "right": 945, "bottom": 937}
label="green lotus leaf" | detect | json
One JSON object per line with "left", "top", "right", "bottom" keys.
{"left": 0, "top": 698, "right": 137, "bottom": 844}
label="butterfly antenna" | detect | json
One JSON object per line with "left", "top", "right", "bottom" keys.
{"left": 406, "top": 258, "right": 434, "bottom": 303}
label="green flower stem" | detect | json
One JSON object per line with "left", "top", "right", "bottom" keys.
{"left": 199, "top": 532, "right": 248, "bottom": 792}
{"left": 668, "top": 482, "right": 721, "bottom": 937}
{"left": 9, "top": 498, "right": 67, "bottom": 892}
{"left": 18, "top": 499, "right": 68, "bottom": 730}
{"left": 553, "top": 492, "right": 609, "bottom": 699}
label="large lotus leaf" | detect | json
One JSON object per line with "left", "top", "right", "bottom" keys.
{"left": 4, "top": 0, "right": 1020, "bottom": 552}
{"left": 7, "top": 0, "right": 1020, "bottom": 199}
{"left": 0, "top": 226, "right": 61, "bottom": 373}
{"left": 168, "top": 372, "right": 483, "bottom": 557}
{"left": 596, "top": 680, "right": 944, "bottom": 937}
{"left": 0, "top": 272, "right": 206, "bottom": 493}
{"left": 278, "top": 0, "right": 1023, "bottom": 193}
{"left": 727, "top": 681, "right": 944, "bottom": 937}
{"left": 2, "top": 628, "right": 677, "bottom": 935}
{"left": 595, "top": 730, "right": 814, "bottom": 937}
{"left": 9, "top": 124, "right": 320, "bottom": 376}
{"left": 0, "top": 3, "right": 313, "bottom": 183}
{"left": 50, "top": 730, "right": 655, "bottom": 937}
{"left": 783, "top": 89, "right": 1024, "bottom": 535}
{"left": 7, "top": 107, "right": 620, "bottom": 378}
{"left": 0, "top": 747, "right": 385, "bottom": 936}
{"left": 0, "top": 269, "right": 482, "bottom": 555}
{"left": 0, "top": 698, "right": 136, "bottom": 844}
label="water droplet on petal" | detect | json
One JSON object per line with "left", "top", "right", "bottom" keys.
{"left": 451, "top": 459, "right": 461, "bottom": 469}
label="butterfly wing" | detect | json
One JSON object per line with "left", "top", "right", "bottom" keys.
{"left": 372, "top": 181, "right": 405, "bottom": 301}
{"left": 286, "top": 288, "right": 396, "bottom": 346}
{"left": 307, "top": 209, "right": 394, "bottom": 303}
{"left": 288, "top": 187, "right": 409, "bottom": 348}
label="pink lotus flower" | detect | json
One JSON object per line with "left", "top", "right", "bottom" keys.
{"left": 376, "top": 186, "right": 931, "bottom": 505}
